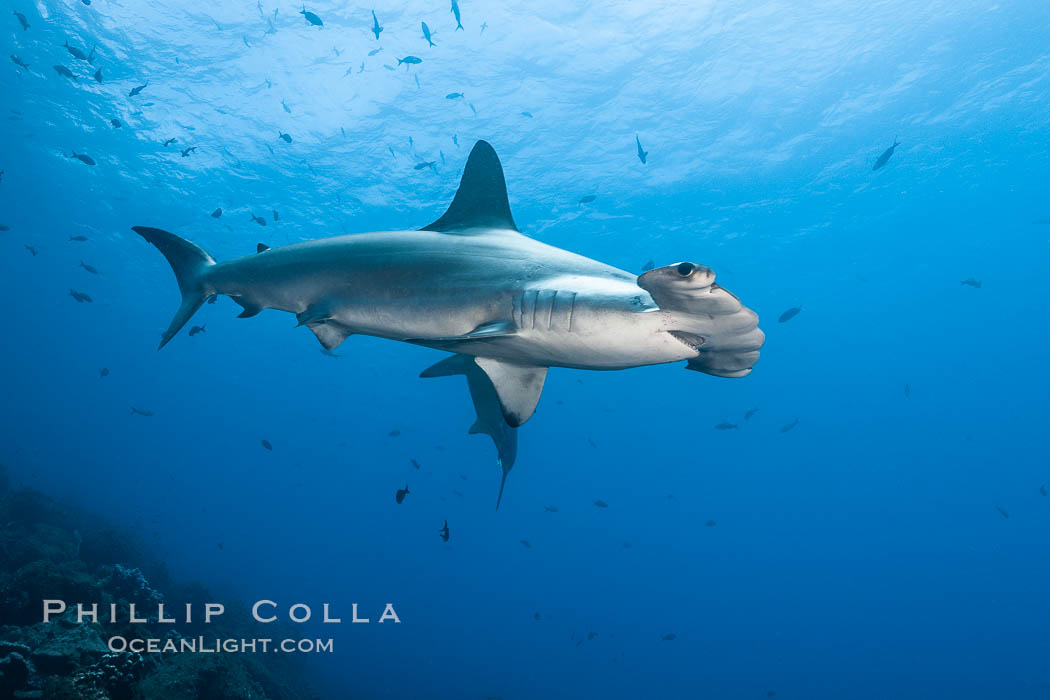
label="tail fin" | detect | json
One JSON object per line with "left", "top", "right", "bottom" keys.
{"left": 132, "top": 226, "right": 216, "bottom": 349}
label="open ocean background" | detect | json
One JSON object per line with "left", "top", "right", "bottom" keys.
{"left": 2, "top": 1, "right": 1049, "bottom": 698}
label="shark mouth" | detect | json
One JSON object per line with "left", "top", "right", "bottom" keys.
{"left": 668, "top": 330, "right": 706, "bottom": 352}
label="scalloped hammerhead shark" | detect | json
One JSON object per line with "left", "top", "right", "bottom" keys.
{"left": 134, "top": 141, "right": 764, "bottom": 508}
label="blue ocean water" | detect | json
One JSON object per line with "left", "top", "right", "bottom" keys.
{"left": 2, "top": 1, "right": 1050, "bottom": 698}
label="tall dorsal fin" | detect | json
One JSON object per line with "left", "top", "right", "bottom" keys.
{"left": 421, "top": 140, "right": 518, "bottom": 233}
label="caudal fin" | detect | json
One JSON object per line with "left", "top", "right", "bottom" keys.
{"left": 132, "top": 226, "right": 216, "bottom": 349}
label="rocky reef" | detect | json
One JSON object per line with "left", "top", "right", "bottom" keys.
{"left": 0, "top": 464, "right": 318, "bottom": 700}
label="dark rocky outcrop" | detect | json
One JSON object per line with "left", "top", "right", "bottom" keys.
{"left": 0, "top": 463, "right": 318, "bottom": 700}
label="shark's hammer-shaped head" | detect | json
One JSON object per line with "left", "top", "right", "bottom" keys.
{"left": 638, "top": 262, "right": 764, "bottom": 378}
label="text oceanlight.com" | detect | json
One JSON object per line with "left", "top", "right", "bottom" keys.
{"left": 107, "top": 636, "right": 335, "bottom": 654}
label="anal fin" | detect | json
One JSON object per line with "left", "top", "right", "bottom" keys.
{"left": 306, "top": 321, "right": 352, "bottom": 351}
{"left": 235, "top": 299, "right": 263, "bottom": 318}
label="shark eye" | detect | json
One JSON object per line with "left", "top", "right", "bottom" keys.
{"left": 676, "top": 262, "right": 696, "bottom": 277}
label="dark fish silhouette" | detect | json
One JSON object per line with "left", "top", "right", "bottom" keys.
{"left": 188, "top": 325, "right": 206, "bottom": 336}
{"left": 11, "top": 55, "right": 29, "bottom": 69}
{"left": 778, "top": 306, "right": 801, "bottom": 323}
{"left": 371, "top": 10, "right": 383, "bottom": 40}
{"left": 92, "top": 68, "right": 102, "bottom": 83}
{"left": 451, "top": 0, "right": 463, "bottom": 30}
{"left": 439, "top": 520, "right": 449, "bottom": 542}
{"left": 872, "top": 138, "right": 900, "bottom": 171}
{"left": 368, "top": 48, "right": 382, "bottom": 56}
{"left": 641, "top": 259, "right": 655, "bottom": 272}
{"left": 0, "top": 224, "right": 9, "bottom": 231}
{"left": 69, "top": 289, "right": 92, "bottom": 303}
{"left": 278, "top": 131, "right": 292, "bottom": 143}
{"left": 779, "top": 418, "right": 799, "bottom": 433}
{"left": 272, "top": 209, "right": 279, "bottom": 221}
{"left": 635, "top": 134, "right": 648, "bottom": 164}
{"left": 300, "top": 6, "right": 323, "bottom": 26}
{"left": 180, "top": 146, "right": 197, "bottom": 157}
{"left": 131, "top": 407, "right": 154, "bottom": 416}
{"left": 250, "top": 213, "right": 267, "bottom": 226}
{"left": 661, "top": 633, "right": 677, "bottom": 641}
{"left": 69, "top": 235, "right": 88, "bottom": 241}
{"left": 64, "top": 40, "right": 91, "bottom": 62}
{"left": 579, "top": 194, "right": 596, "bottom": 204}
{"left": 1040, "top": 484, "right": 1047, "bottom": 497}
{"left": 25, "top": 244, "right": 37, "bottom": 256}
{"left": 79, "top": 261, "right": 98, "bottom": 274}
{"left": 422, "top": 22, "right": 435, "bottom": 46}
{"left": 164, "top": 137, "right": 177, "bottom": 147}
{"left": 594, "top": 499, "right": 608, "bottom": 508}
{"left": 995, "top": 505, "right": 1009, "bottom": 519}
{"left": 446, "top": 92, "right": 464, "bottom": 99}
{"left": 128, "top": 82, "right": 148, "bottom": 97}
{"left": 388, "top": 429, "right": 400, "bottom": 437}
{"left": 110, "top": 118, "right": 121, "bottom": 128}
{"left": 520, "top": 539, "right": 531, "bottom": 549}
{"left": 414, "top": 161, "right": 436, "bottom": 171}
{"left": 714, "top": 421, "right": 738, "bottom": 430}
{"left": 398, "top": 56, "right": 422, "bottom": 68}
{"left": 744, "top": 407, "right": 760, "bottom": 420}
{"left": 211, "top": 207, "right": 222, "bottom": 218}
{"left": 54, "top": 65, "right": 77, "bottom": 81}
{"left": 960, "top": 278, "right": 982, "bottom": 288}
{"left": 904, "top": 384, "right": 911, "bottom": 398}
{"left": 71, "top": 152, "right": 95, "bottom": 165}
{"left": 704, "top": 520, "right": 716, "bottom": 527}
{"left": 14, "top": 11, "right": 29, "bottom": 30}
{"left": 261, "top": 439, "right": 273, "bottom": 450}
{"left": 521, "top": 111, "right": 533, "bottom": 118}
{"left": 543, "top": 505, "right": 558, "bottom": 513}
{"left": 410, "top": 458, "right": 421, "bottom": 469}
{"left": 100, "top": 368, "right": 109, "bottom": 378}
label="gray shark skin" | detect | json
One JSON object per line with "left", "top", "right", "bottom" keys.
{"left": 133, "top": 140, "right": 764, "bottom": 507}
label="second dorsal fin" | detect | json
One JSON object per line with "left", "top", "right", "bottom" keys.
{"left": 421, "top": 140, "right": 518, "bottom": 233}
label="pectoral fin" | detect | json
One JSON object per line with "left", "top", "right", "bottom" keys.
{"left": 473, "top": 357, "right": 547, "bottom": 427}
{"left": 406, "top": 320, "right": 516, "bottom": 343}
{"left": 420, "top": 353, "right": 519, "bottom": 509}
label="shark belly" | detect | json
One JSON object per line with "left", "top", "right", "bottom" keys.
{"left": 415, "top": 284, "right": 695, "bottom": 370}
